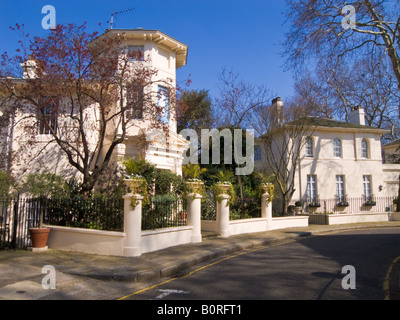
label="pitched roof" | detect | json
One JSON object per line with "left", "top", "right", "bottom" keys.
{"left": 98, "top": 29, "right": 188, "bottom": 68}
{"left": 290, "top": 116, "right": 388, "bottom": 133}
{"left": 383, "top": 139, "right": 400, "bottom": 148}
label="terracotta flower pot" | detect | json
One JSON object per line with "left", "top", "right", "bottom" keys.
{"left": 29, "top": 228, "right": 50, "bottom": 248}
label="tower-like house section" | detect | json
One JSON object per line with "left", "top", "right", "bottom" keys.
{"left": 0, "top": 28, "right": 189, "bottom": 181}
{"left": 92, "top": 28, "right": 189, "bottom": 176}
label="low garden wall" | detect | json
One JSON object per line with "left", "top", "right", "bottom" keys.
{"left": 270, "top": 216, "right": 309, "bottom": 230}
{"left": 202, "top": 216, "right": 309, "bottom": 236}
{"left": 39, "top": 199, "right": 400, "bottom": 256}
{"left": 43, "top": 183, "right": 312, "bottom": 257}
{"left": 46, "top": 225, "right": 125, "bottom": 256}
{"left": 46, "top": 193, "right": 200, "bottom": 257}
{"left": 46, "top": 225, "right": 195, "bottom": 256}
{"left": 229, "top": 217, "right": 269, "bottom": 236}
{"left": 308, "top": 212, "right": 400, "bottom": 225}
{"left": 141, "top": 226, "right": 193, "bottom": 254}
{"left": 202, "top": 218, "right": 269, "bottom": 236}
{"left": 390, "top": 212, "right": 400, "bottom": 221}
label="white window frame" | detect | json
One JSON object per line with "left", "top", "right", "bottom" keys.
{"left": 157, "top": 85, "right": 170, "bottom": 124}
{"left": 333, "top": 138, "right": 342, "bottom": 158}
{"left": 336, "top": 175, "right": 345, "bottom": 202}
{"left": 361, "top": 139, "right": 369, "bottom": 159}
{"left": 363, "top": 175, "right": 372, "bottom": 200}
{"left": 306, "top": 175, "right": 317, "bottom": 202}
{"left": 305, "top": 136, "right": 313, "bottom": 157}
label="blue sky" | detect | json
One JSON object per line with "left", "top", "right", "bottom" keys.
{"left": 0, "top": 0, "right": 294, "bottom": 101}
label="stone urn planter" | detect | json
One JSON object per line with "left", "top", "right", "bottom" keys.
{"left": 185, "top": 180, "right": 204, "bottom": 194}
{"left": 214, "top": 182, "right": 235, "bottom": 207}
{"left": 124, "top": 177, "right": 149, "bottom": 208}
{"left": 295, "top": 201, "right": 303, "bottom": 215}
{"left": 124, "top": 178, "right": 144, "bottom": 193}
{"left": 261, "top": 183, "right": 272, "bottom": 193}
{"left": 216, "top": 183, "right": 231, "bottom": 194}
{"left": 261, "top": 183, "right": 274, "bottom": 205}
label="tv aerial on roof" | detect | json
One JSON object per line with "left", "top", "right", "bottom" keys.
{"left": 108, "top": 8, "right": 135, "bottom": 29}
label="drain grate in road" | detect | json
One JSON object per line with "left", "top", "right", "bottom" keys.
{"left": 171, "top": 271, "right": 190, "bottom": 279}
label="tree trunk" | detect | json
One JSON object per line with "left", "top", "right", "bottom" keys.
{"left": 282, "top": 195, "right": 289, "bottom": 216}
{"left": 397, "top": 175, "right": 400, "bottom": 212}
{"left": 237, "top": 175, "right": 244, "bottom": 211}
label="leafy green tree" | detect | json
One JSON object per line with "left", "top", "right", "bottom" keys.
{"left": 21, "top": 172, "right": 70, "bottom": 198}
{"left": 154, "top": 169, "right": 184, "bottom": 196}
{"left": 122, "top": 155, "right": 157, "bottom": 183}
{"left": 176, "top": 89, "right": 214, "bottom": 134}
{"left": 182, "top": 163, "right": 207, "bottom": 180}
{"left": 123, "top": 156, "right": 184, "bottom": 196}
{"left": 0, "top": 171, "right": 15, "bottom": 197}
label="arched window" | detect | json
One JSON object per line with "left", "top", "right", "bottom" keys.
{"left": 361, "top": 139, "right": 369, "bottom": 159}
{"left": 333, "top": 138, "right": 342, "bottom": 158}
{"left": 37, "top": 96, "right": 58, "bottom": 135}
{"left": 305, "top": 136, "right": 313, "bottom": 157}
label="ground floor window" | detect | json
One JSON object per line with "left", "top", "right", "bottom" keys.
{"left": 306, "top": 174, "right": 317, "bottom": 201}
{"left": 336, "top": 175, "right": 345, "bottom": 202}
{"left": 363, "top": 175, "right": 372, "bottom": 200}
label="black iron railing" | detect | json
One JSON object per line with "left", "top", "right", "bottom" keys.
{"left": 0, "top": 196, "right": 124, "bottom": 250}
{"left": 44, "top": 197, "right": 124, "bottom": 231}
{"left": 142, "top": 196, "right": 187, "bottom": 230}
{"left": 289, "top": 196, "right": 396, "bottom": 215}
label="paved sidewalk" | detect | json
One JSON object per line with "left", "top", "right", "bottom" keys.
{"left": 0, "top": 221, "right": 400, "bottom": 300}
{"left": 1, "top": 221, "right": 400, "bottom": 299}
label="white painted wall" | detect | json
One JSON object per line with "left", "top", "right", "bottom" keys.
{"left": 201, "top": 216, "right": 309, "bottom": 236}
{"left": 46, "top": 226, "right": 125, "bottom": 256}
{"left": 269, "top": 216, "right": 309, "bottom": 230}
{"left": 308, "top": 213, "right": 392, "bottom": 225}
{"left": 382, "top": 164, "right": 400, "bottom": 197}
{"left": 255, "top": 126, "right": 393, "bottom": 203}
{"left": 295, "top": 129, "right": 386, "bottom": 200}
{"left": 141, "top": 227, "right": 193, "bottom": 254}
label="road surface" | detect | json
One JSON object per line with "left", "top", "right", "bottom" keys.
{"left": 119, "top": 228, "right": 400, "bottom": 301}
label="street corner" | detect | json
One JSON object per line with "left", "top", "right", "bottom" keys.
{"left": 0, "top": 279, "right": 53, "bottom": 300}
{"left": 384, "top": 255, "right": 400, "bottom": 300}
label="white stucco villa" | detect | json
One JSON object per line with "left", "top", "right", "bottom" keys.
{"left": 0, "top": 28, "right": 190, "bottom": 183}
{"left": 255, "top": 98, "right": 400, "bottom": 214}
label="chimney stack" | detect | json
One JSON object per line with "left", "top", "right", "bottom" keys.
{"left": 349, "top": 106, "right": 365, "bottom": 126}
{"left": 20, "top": 56, "right": 38, "bottom": 79}
{"left": 271, "top": 97, "right": 284, "bottom": 127}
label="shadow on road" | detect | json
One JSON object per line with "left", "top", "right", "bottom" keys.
{"left": 296, "top": 229, "right": 400, "bottom": 299}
